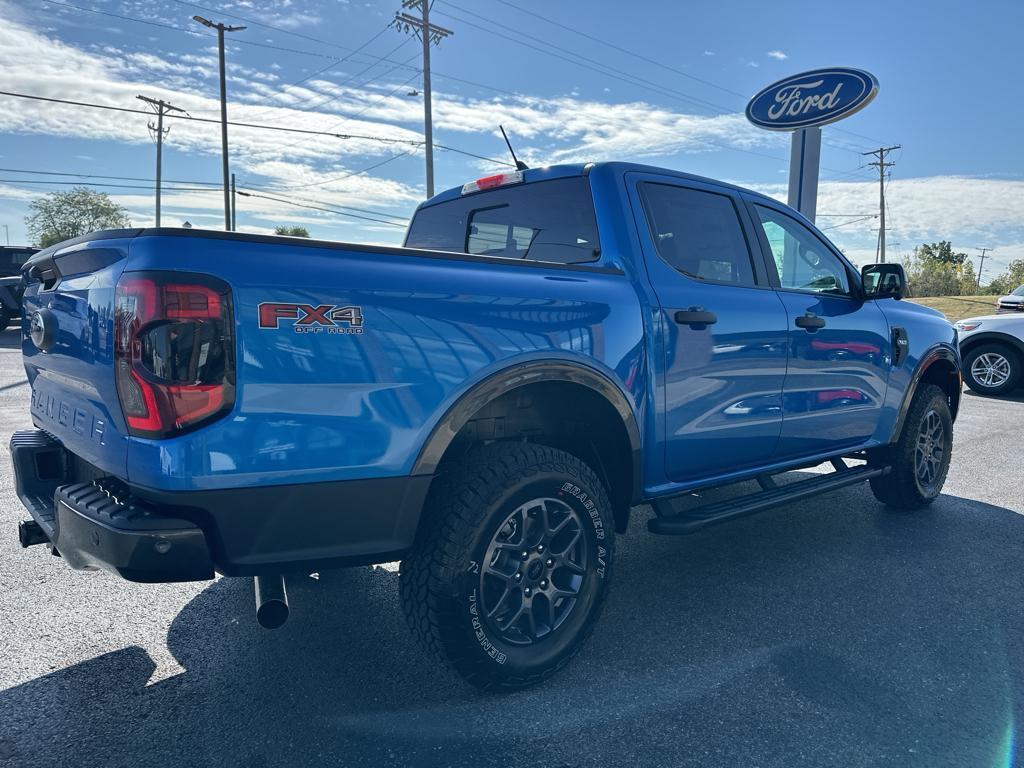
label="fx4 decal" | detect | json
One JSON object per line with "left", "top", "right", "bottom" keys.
{"left": 258, "top": 302, "right": 365, "bottom": 334}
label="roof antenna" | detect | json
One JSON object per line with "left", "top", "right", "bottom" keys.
{"left": 499, "top": 125, "right": 529, "bottom": 171}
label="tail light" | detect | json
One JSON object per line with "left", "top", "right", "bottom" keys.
{"left": 114, "top": 271, "right": 235, "bottom": 438}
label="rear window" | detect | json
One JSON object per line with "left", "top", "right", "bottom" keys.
{"left": 404, "top": 177, "right": 600, "bottom": 265}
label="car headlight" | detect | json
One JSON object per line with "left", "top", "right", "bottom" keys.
{"left": 955, "top": 321, "right": 982, "bottom": 332}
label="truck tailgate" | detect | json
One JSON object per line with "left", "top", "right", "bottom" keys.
{"left": 21, "top": 236, "right": 135, "bottom": 478}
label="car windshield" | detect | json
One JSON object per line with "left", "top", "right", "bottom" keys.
{"left": 1012, "top": 285, "right": 1024, "bottom": 296}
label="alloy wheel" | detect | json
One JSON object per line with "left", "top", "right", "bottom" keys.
{"left": 480, "top": 497, "right": 589, "bottom": 646}
{"left": 914, "top": 409, "right": 946, "bottom": 493}
{"left": 970, "top": 352, "right": 1011, "bottom": 388}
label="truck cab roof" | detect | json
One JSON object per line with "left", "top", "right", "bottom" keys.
{"left": 423, "top": 160, "right": 784, "bottom": 213}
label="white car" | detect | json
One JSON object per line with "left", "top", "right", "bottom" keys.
{"left": 955, "top": 313, "right": 1024, "bottom": 395}
{"left": 996, "top": 285, "right": 1024, "bottom": 313}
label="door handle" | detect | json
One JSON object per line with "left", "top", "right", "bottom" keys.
{"left": 795, "top": 312, "right": 826, "bottom": 331}
{"left": 675, "top": 308, "right": 718, "bottom": 327}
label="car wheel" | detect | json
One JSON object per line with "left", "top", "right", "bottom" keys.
{"left": 0, "top": 308, "right": 11, "bottom": 330}
{"left": 962, "top": 343, "right": 1021, "bottom": 396}
{"left": 400, "top": 442, "right": 614, "bottom": 691}
{"left": 869, "top": 384, "right": 953, "bottom": 510}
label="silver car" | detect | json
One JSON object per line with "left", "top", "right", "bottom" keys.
{"left": 955, "top": 313, "right": 1024, "bottom": 395}
{"left": 996, "top": 285, "right": 1024, "bottom": 313}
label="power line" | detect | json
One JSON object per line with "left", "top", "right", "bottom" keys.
{"left": 819, "top": 214, "right": 878, "bottom": 231}
{"left": 491, "top": 0, "right": 888, "bottom": 148}
{"left": 240, "top": 23, "right": 396, "bottom": 121}
{"left": 0, "top": 167, "right": 221, "bottom": 185}
{"left": 431, "top": 5, "right": 861, "bottom": 166}
{"left": 255, "top": 38, "right": 417, "bottom": 123}
{"left": 236, "top": 189, "right": 408, "bottom": 227}
{"left": 239, "top": 187, "right": 409, "bottom": 221}
{"left": 438, "top": 0, "right": 876, "bottom": 158}
{"left": 0, "top": 179, "right": 221, "bottom": 192}
{"left": 263, "top": 151, "right": 413, "bottom": 191}
{"left": 435, "top": 3, "right": 733, "bottom": 115}
{"left": 0, "top": 90, "right": 515, "bottom": 166}
{"left": 41, "top": 0, "right": 338, "bottom": 61}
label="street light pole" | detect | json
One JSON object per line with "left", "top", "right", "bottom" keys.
{"left": 192, "top": 15, "right": 246, "bottom": 231}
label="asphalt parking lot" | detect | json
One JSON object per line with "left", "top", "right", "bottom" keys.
{"left": 1, "top": 324, "right": 1022, "bottom": 768}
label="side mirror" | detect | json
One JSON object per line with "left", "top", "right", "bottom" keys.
{"left": 861, "top": 263, "right": 907, "bottom": 300}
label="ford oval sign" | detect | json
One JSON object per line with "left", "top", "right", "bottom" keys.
{"left": 746, "top": 68, "right": 879, "bottom": 131}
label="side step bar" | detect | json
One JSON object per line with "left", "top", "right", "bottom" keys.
{"left": 648, "top": 465, "right": 885, "bottom": 536}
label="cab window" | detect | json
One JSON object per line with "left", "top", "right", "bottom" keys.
{"left": 754, "top": 205, "right": 851, "bottom": 295}
{"left": 639, "top": 183, "right": 757, "bottom": 286}
{"left": 405, "top": 177, "right": 600, "bottom": 265}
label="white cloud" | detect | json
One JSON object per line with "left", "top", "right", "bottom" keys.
{"left": 766, "top": 50, "right": 788, "bottom": 60}
{"left": 747, "top": 177, "right": 1024, "bottom": 269}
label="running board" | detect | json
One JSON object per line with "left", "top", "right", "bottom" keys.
{"left": 647, "top": 465, "right": 885, "bottom": 536}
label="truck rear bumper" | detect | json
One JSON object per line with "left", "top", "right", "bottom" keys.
{"left": 12, "top": 430, "right": 213, "bottom": 582}
{"left": 10, "top": 429, "right": 432, "bottom": 581}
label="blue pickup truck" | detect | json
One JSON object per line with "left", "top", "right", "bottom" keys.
{"left": 11, "top": 162, "right": 960, "bottom": 690}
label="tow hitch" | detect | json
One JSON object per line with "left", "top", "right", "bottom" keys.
{"left": 18, "top": 520, "right": 48, "bottom": 548}
{"left": 254, "top": 574, "right": 289, "bottom": 629}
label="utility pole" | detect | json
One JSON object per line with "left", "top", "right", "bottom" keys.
{"left": 862, "top": 145, "right": 900, "bottom": 262}
{"left": 137, "top": 95, "right": 186, "bottom": 227}
{"left": 393, "top": 1, "right": 453, "bottom": 199}
{"left": 231, "top": 173, "right": 237, "bottom": 231}
{"left": 192, "top": 15, "right": 246, "bottom": 231}
{"left": 976, "top": 247, "right": 992, "bottom": 289}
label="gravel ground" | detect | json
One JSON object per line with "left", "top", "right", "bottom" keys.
{"left": 1, "top": 324, "right": 1022, "bottom": 768}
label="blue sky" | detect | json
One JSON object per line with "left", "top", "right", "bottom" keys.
{"left": 1, "top": 0, "right": 1022, "bottom": 278}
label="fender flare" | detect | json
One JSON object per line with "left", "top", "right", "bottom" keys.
{"left": 411, "top": 360, "right": 642, "bottom": 495}
{"left": 889, "top": 344, "right": 961, "bottom": 442}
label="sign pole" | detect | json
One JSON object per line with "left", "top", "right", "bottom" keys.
{"left": 787, "top": 127, "right": 821, "bottom": 223}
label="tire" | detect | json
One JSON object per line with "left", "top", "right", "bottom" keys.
{"left": 869, "top": 384, "right": 953, "bottom": 510}
{"left": 962, "top": 343, "right": 1021, "bottom": 396}
{"left": 400, "top": 442, "right": 615, "bottom": 691}
{"left": 0, "top": 309, "right": 11, "bottom": 330}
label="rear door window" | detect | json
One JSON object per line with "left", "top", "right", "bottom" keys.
{"left": 405, "top": 177, "right": 600, "bottom": 264}
{"left": 639, "top": 182, "right": 758, "bottom": 286}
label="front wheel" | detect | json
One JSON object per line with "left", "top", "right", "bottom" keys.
{"left": 400, "top": 442, "right": 615, "bottom": 691}
{"left": 869, "top": 384, "right": 953, "bottom": 510}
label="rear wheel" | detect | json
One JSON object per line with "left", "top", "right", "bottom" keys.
{"left": 400, "top": 442, "right": 615, "bottom": 691}
{"left": 869, "top": 384, "right": 953, "bottom": 510}
{"left": 0, "top": 308, "right": 11, "bottom": 330}
{"left": 962, "top": 343, "right": 1021, "bottom": 396}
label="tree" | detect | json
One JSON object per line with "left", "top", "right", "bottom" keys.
{"left": 274, "top": 226, "right": 310, "bottom": 238}
{"left": 987, "top": 259, "right": 1024, "bottom": 295}
{"left": 25, "top": 187, "right": 131, "bottom": 248}
{"left": 903, "top": 244, "right": 978, "bottom": 297}
{"left": 916, "top": 241, "right": 969, "bottom": 266}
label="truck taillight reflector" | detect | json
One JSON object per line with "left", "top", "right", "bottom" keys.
{"left": 114, "top": 272, "right": 235, "bottom": 438}
{"left": 460, "top": 170, "right": 524, "bottom": 195}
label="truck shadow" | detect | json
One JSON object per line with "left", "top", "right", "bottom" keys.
{"left": 1, "top": 479, "right": 1022, "bottom": 768}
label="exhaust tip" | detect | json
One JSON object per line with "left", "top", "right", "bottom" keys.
{"left": 254, "top": 574, "right": 289, "bottom": 629}
{"left": 256, "top": 599, "right": 289, "bottom": 629}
